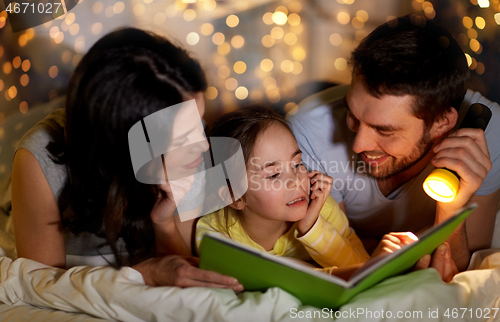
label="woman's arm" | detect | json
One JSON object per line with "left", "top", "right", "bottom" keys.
{"left": 11, "top": 148, "right": 66, "bottom": 268}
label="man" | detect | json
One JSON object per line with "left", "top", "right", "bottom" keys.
{"left": 288, "top": 15, "right": 500, "bottom": 271}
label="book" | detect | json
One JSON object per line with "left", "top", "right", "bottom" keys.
{"left": 199, "top": 204, "right": 477, "bottom": 309}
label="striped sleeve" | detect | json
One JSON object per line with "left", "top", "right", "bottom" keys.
{"left": 295, "top": 196, "right": 370, "bottom": 268}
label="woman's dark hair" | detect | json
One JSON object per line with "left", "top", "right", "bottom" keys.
{"left": 351, "top": 14, "right": 469, "bottom": 130}
{"left": 207, "top": 105, "right": 292, "bottom": 236}
{"left": 49, "top": 28, "right": 207, "bottom": 266}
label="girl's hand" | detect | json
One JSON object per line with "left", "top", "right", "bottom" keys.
{"left": 150, "top": 175, "right": 195, "bottom": 226}
{"left": 297, "top": 171, "right": 333, "bottom": 235}
{"left": 371, "top": 232, "right": 418, "bottom": 257}
{"left": 132, "top": 255, "right": 244, "bottom": 290}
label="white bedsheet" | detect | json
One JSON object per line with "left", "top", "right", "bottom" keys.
{"left": 1, "top": 251, "right": 500, "bottom": 322}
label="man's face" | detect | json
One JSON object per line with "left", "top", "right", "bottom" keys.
{"left": 345, "top": 78, "right": 434, "bottom": 180}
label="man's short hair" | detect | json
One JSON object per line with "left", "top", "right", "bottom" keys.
{"left": 351, "top": 14, "right": 469, "bottom": 129}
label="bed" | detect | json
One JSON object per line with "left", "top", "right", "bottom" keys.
{"left": 1, "top": 94, "right": 500, "bottom": 322}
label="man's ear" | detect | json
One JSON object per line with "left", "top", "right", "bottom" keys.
{"left": 218, "top": 186, "right": 245, "bottom": 210}
{"left": 429, "top": 108, "right": 458, "bottom": 140}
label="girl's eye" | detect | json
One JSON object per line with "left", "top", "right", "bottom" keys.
{"left": 266, "top": 172, "right": 281, "bottom": 180}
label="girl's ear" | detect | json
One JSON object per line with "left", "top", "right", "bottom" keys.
{"left": 218, "top": 186, "right": 246, "bottom": 210}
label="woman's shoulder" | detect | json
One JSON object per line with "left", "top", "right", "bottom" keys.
{"left": 15, "top": 108, "right": 67, "bottom": 202}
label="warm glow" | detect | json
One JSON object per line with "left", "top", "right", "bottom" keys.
{"left": 65, "top": 13, "right": 76, "bottom": 25}
{"left": 233, "top": 61, "right": 247, "bottom": 74}
{"left": 465, "top": 53, "right": 473, "bottom": 66}
{"left": 201, "top": 23, "right": 214, "bottom": 35}
{"left": 271, "top": 27, "right": 284, "bottom": 39}
{"left": 184, "top": 9, "right": 196, "bottom": 21}
{"left": 470, "top": 39, "right": 480, "bottom": 52}
{"left": 212, "top": 32, "right": 225, "bottom": 45}
{"left": 352, "top": 17, "right": 364, "bottom": 29}
{"left": 235, "top": 86, "right": 248, "bottom": 100}
{"left": 114, "top": 2, "right": 125, "bottom": 14}
{"left": 0, "top": 80, "right": 3, "bottom": 92}
{"left": 476, "top": 62, "right": 485, "bottom": 75}
{"left": 356, "top": 10, "right": 369, "bottom": 22}
{"left": 69, "top": 23, "right": 80, "bottom": 36}
{"left": 284, "top": 33, "right": 297, "bottom": 45}
{"left": 25, "top": 29, "right": 35, "bottom": 40}
{"left": 50, "top": 26, "right": 60, "bottom": 39}
{"left": 18, "top": 35, "right": 27, "bottom": 47}
{"left": 226, "top": 15, "right": 239, "bottom": 27}
{"left": 75, "top": 38, "right": 85, "bottom": 53}
{"left": 225, "top": 78, "right": 238, "bottom": 91}
{"left": 231, "top": 35, "right": 245, "bottom": 48}
{"left": 133, "top": 4, "right": 145, "bottom": 16}
{"left": 495, "top": 13, "right": 500, "bottom": 25}
{"left": 20, "top": 74, "right": 29, "bottom": 86}
{"left": 329, "top": 33, "right": 342, "bottom": 46}
{"left": 292, "top": 62, "right": 303, "bottom": 74}
{"left": 3, "top": 62, "right": 12, "bottom": 75}
{"left": 13, "top": 56, "right": 21, "bottom": 69}
{"left": 92, "top": 22, "right": 103, "bottom": 35}
{"left": 19, "top": 101, "right": 28, "bottom": 114}
{"left": 289, "top": 1, "right": 302, "bottom": 13}
{"left": 21, "top": 59, "right": 30, "bottom": 72}
{"left": 260, "top": 59, "right": 274, "bottom": 72}
{"left": 154, "top": 13, "right": 166, "bottom": 25}
{"left": 217, "top": 66, "right": 230, "bottom": 78}
{"left": 335, "top": 58, "right": 348, "bottom": 71}
{"left": 217, "top": 42, "right": 231, "bottom": 55}
{"left": 478, "top": 0, "right": 490, "bottom": 7}
{"left": 475, "top": 16, "right": 486, "bottom": 29}
{"left": 468, "top": 28, "right": 478, "bottom": 39}
{"left": 263, "top": 12, "right": 274, "bottom": 25}
{"left": 204, "top": 0, "right": 216, "bottom": 11}
{"left": 93, "top": 2, "right": 103, "bottom": 14}
{"left": 284, "top": 102, "right": 299, "bottom": 115}
{"left": 206, "top": 87, "right": 218, "bottom": 100}
{"left": 281, "top": 60, "right": 294, "bottom": 73}
{"left": 292, "top": 47, "right": 306, "bottom": 61}
{"left": 62, "top": 50, "right": 72, "bottom": 64}
{"left": 49, "top": 66, "right": 59, "bottom": 78}
{"left": 463, "top": 16, "right": 473, "bottom": 29}
{"left": 262, "top": 35, "right": 275, "bottom": 47}
{"left": 272, "top": 11, "right": 288, "bottom": 25}
{"left": 337, "top": 12, "right": 350, "bottom": 25}
{"left": 8, "top": 86, "right": 17, "bottom": 99}
{"left": 186, "top": 32, "right": 200, "bottom": 45}
{"left": 288, "top": 13, "right": 301, "bottom": 26}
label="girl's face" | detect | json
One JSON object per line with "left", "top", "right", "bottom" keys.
{"left": 243, "top": 123, "right": 310, "bottom": 223}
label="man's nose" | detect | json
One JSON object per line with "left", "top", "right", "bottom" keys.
{"left": 351, "top": 125, "right": 376, "bottom": 154}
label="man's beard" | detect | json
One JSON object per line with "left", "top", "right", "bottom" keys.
{"left": 362, "top": 132, "right": 433, "bottom": 180}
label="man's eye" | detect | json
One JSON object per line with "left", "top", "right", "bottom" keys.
{"left": 293, "top": 162, "right": 305, "bottom": 169}
{"left": 378, "top": 130, "right": 394, "bottom": 137}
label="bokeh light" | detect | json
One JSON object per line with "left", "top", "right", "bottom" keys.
{"left": 226, "top": 15, "right": 239, "bottom": 27}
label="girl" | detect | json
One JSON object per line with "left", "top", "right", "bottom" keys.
{"left": 12, "top": 28, "right": 241, "bottom": 290}
{"left": 196, "top": 106, "right": 371, "bottom": 269}
{"left": 196, "top": 106, "right": 458, "bottom": 281}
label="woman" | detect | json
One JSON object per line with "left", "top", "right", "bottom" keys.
{"left": 11, "top": 28, "right": 242, "bottom": 290}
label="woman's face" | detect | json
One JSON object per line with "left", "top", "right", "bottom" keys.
{"left": 162, "top": 92, "right": 209, "bottom": 180}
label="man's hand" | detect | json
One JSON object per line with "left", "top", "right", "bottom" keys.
{"left": 432, "top": 128, "right": 491, "bottom": 220}
{"left": 415, "top": 243, "right": 458, "bottom": 283}
{"left": 133, "top": 255, "right": 244, "bottom": 290}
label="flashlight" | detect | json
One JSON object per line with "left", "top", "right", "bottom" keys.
{"left": 423, "top": 103, "right": 492, "bottom": 202}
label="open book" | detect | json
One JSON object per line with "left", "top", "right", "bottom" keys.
{"left": 199, "top": 204, "right": 477, "bottom": 309}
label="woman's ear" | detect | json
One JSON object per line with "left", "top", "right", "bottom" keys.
{"left": 429, "top": 108, "right": 458, "bottom": 140}
{"left": 218, "top": 186, "right": 246, "bottom": 210}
